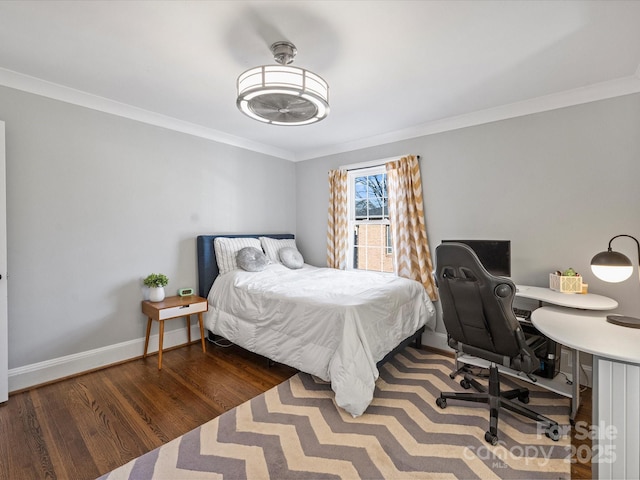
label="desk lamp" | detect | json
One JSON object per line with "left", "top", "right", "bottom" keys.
{"left": 590, "top": 234, "right": 640, "bottom": 327}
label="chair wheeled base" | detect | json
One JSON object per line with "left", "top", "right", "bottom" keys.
{"left": 436, "top": 363, "right": 562, "bottom": 445}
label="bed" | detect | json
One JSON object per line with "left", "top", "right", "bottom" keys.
{"left": 197, "top": 233, "right": 436, "bottom": 416}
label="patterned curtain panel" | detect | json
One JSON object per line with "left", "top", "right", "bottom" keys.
{"left": 327, "top": 169, "right": 349, "bottom": 269}
{"left": 386, "top": 155, "right": 438, "bottom": 300}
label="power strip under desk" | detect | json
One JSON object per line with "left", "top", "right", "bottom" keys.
{"left": 456, "top": 354, "right": 572, "bottom": 398}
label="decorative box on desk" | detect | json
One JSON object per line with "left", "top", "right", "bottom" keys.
{"left": 549, "top": 273, "right": 583, "bottom": 293}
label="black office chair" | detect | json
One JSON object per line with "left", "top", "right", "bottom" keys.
{"left": 434, "top": 242, "right": 561, "bottom": 445}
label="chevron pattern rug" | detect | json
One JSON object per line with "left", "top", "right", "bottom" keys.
{"left": 100, "top": 348, "right": 570, "bottom": 479}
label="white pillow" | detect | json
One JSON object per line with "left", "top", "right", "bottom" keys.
{"left": 279, "top": 246, "right": 304, "bottom": 269}
{"left": 214, "top": 237, "right": 262, "bottom": 275}
{"left": 259, "top": 237, "right": 298, "bottom": 264}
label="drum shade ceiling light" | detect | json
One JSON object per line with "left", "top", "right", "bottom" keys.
{"left": 236, "top": 41, "right": 329, "bottom": 126}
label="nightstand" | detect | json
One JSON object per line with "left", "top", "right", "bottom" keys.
{"left": 141, "top": 295, "right": 208, "bottom": 370}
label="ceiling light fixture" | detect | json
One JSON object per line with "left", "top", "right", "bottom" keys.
{"left": 236, "top": 41, "right": 329, "bottom": 126}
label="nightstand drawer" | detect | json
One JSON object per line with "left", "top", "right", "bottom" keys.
{"left": 158, "top": 301, "right": 207, "bottom": 320}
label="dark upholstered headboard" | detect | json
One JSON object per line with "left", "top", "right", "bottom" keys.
{"left": 196, "top": 233, "right": 295, "bottom": 298}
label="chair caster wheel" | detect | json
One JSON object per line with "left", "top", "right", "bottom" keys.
{"left": 436, "top": 397, "right": 447, "bottom": 409}
{"left": 484, "top": 431, "right": 498, "bottom": 445}
{"left": 545, "top": 424, "right": 561, "bottom": 442}
{"left": 449, "top": 372, "right": 456, "bottom": 379}
{"left": 518, "top": 394, "right": 530, "bottom": 404}
{"left": 460, "top": 379, "right": 471, "bottom": 389}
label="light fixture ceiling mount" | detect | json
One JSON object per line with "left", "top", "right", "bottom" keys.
{"left": 236, "top": 41, "right": 329, "bottom": 126}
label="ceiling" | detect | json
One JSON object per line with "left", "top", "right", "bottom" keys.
{"left": 0, "top": 1, "right": 639, "bottom": 162}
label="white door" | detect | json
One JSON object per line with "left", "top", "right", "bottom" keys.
{"left": 0, "top": 121, "right": 7, "bottom": 403}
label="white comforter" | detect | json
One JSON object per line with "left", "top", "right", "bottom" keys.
{"left": 205, "top": 264, "right": 436, "bottom": 416}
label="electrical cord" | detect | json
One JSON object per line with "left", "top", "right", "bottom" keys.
{"left": 207, "top": 335, "right": 233, "bottom": 348}
{"left": 556, "top": 363, "right": 588, "bottom": 393}
{"left": 458, "top": 365, "right": 490, "bottom": 379}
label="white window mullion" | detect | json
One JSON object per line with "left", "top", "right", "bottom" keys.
{"left": 346, "top": 165, "right": 392, "bottom": 273}
{"left": 346, "top": 173, "right": 355, "bottom": 270}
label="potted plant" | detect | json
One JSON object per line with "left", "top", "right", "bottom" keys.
{"left": 143, "top": 273, "right": 169, "bottom": 302}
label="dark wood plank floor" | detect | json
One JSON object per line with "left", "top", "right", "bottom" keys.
{"left": 0, "top": 342, "right": 297, "bottom": 480}
{"left": 0, "top": 342, "right": 592, "bottom": 479}
{"left": 570, "top": 385, "right": 593, "bottom": 480}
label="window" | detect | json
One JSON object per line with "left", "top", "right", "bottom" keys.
{"left": 347, "top": 166, "right": 393, "bottom": 273}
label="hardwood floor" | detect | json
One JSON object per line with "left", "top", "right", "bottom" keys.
{"left": 0, "top": 342, "right": 297, "bottom": 480}
{"left": 571, "top": 386, "right": 593, "bottom": 480}
{"left": 0, "top": 342, "right": 592, "bottom": 479}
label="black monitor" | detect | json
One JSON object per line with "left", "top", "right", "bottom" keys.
{"left": 442, "top": 239, "right": 511, "bottom": 277}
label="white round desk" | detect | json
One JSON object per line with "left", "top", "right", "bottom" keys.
{"left": 532, "top": 305, "right": 640, "bottom": 480}
{"left": 516, "top": 285, "right": 618, "bottom": 310}
{"left": 532, "top": 306, "right": 640, "bottom": 363}
{"left": 515, "top": 286, "right": 618, "bottom": 419}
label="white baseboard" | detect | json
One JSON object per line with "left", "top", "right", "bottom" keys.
{"left": 11, "top": 328, "right": 592, "bottom": 394}
{"left": 8, "top": 325, "right": 204, "bottom": 393}
{"left": 421, "top": 330, "right": 453, "bottom": 352}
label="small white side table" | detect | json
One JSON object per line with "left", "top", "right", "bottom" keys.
{"left": 141, "top": 295, "right": 208, "bottom": 370}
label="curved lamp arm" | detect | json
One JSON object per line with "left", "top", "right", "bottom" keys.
{"left": 591, "top": 234, "right": 640, "bottom": 283}
{"left": 590, "top": 235, "right": 640, "bottom": 327}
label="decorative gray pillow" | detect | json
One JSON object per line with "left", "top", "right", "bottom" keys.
{"left": 236, "top": 246, "right": 268, "bottom": 272}
{"left": 279, "top": 247, "right": 304, "bottom": 269}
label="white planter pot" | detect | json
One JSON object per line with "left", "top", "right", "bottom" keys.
{"left": 149, "top": 286, "right": 165, "bottom": 302}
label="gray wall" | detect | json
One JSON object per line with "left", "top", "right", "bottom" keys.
{"left": 296, "top": 93, "right": 640, "bottom": 336}
{"left": 1, "top": 86, "right": 296, "bottom": 368}
{"left": 3, "top": 84, "right": 639, "bottom": 378}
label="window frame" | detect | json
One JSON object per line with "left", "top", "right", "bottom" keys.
{"left": 346, "top": 165, "right": 393, "bottom": 272}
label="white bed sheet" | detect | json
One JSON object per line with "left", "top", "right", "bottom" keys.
{"left": 205, "top": 263, "right": 436, "bottom": 416}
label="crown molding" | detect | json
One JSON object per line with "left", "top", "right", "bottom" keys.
{"left": 0, "top": 67, "right": 295, "bottom": 161}
{"left": 295, "top": 75, "right": 640, "bottom": 161}
{"left": 1, "top": 66, "right": 638, "bottom": 164}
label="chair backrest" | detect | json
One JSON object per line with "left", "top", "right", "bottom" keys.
{"left": 435, "top": 242, "right": 537, "bottom": 372}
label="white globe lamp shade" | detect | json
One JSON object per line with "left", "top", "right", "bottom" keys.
{"left": 591, "top": 235, "right": 640, "bottom": 328}
{"left": 590, "top": 250, "right": 633, "bottom": 283}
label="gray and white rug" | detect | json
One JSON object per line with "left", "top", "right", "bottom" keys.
{"left": 100, "top": 348, "right": 570, "bottom": 479}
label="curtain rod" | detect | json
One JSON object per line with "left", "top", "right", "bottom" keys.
{"left": 339, "top": 155, "right": 420, "bottom": 172}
